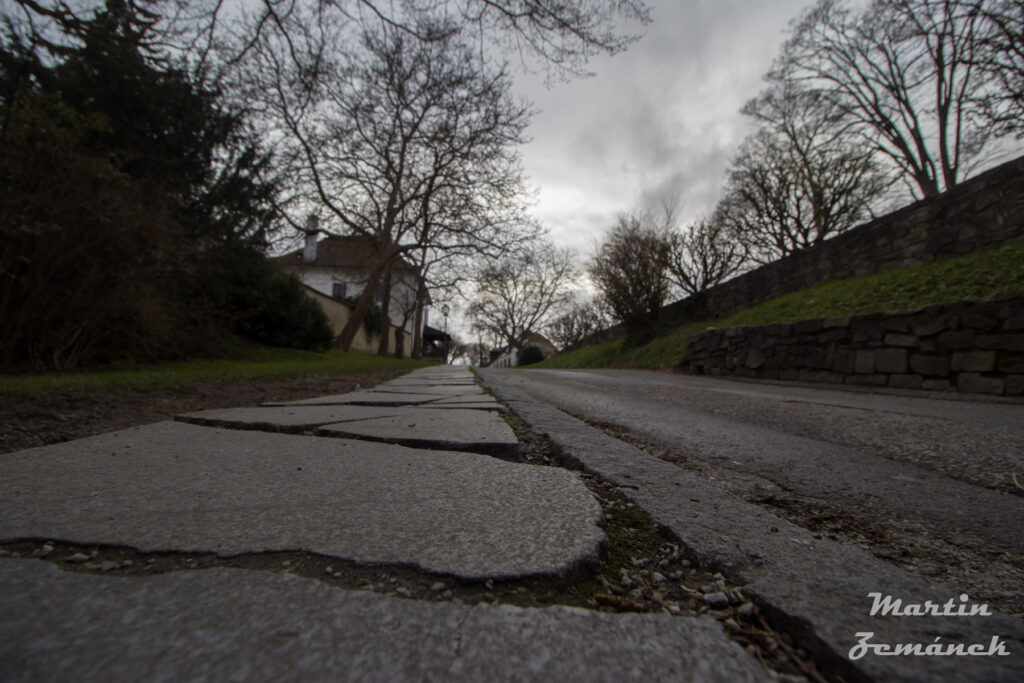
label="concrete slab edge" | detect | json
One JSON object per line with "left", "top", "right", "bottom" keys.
{"left": 477, "top": 369, "right": 1024, "bottom": 683}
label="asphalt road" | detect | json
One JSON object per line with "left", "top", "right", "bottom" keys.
{"left": 489, "top": 368, "right": 1024, "bottom": 612}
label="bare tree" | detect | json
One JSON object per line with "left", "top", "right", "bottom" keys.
{"left": 467, "top": 242, "right": 579, "bottom": 352}
{"left": 776, "top": 0, "right": 1001, "bottom": 198}
{"left": 667, "top": 217, "right": 747, "bottom": 297}
{"left": 546, "top": 296, "right": 611, "bottom": 351}
{"left": 223, "top": 0, "right": 650, "bottom": 80}
{"left": 589, "top": 211, "right": 671, "bottom": 346}
{"left": 978, "top": 0, "right": 1024, "bottom": 136}
{"left": 716, "top": 82, "right": 889, "bottom": 264}
{"left": 243, "top": 21, "right": 532, "bottom": 350}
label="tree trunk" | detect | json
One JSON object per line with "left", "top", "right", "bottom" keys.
{"left": 411, "top": 278, "right": 427, "bottom": 359}
{"left": 337, "top": 255, "right": 391, "bottom": 351}
{"left": 377, "top": 263, "right": 393, "bottom": 356}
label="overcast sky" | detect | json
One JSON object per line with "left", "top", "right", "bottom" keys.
{"left": 512, "top": 0, "right": 811, "bottom": 254}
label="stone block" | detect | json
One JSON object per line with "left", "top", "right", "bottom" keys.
{"left": 845, "top": 374, "right": 888, "bottom": 386}
{"left": 874, "top": 348, "right": 909, "bottom": 374}
{"left": 888, "top": 374, "right": 923, "bottom": 389}
{"left": 976, "top": 334, "right": 1024, "bottom": 352}
{"left": 956, "top": 373, "right": 1005, "bottom": 395}
{"left": 780, "top": 369, "right": 800, "bottom": 381}
{"left": 822, "top": 316, "right": 851, "bottom": 329}
{"left": 921, "top": 379, "right": 952, "bottom": 391}
{"left": 817, "top": 330, "right": 847, "bottom": 343}
{"left": 959, "top": 313, "right": 999, "bottom": 332}
{"left": 832, "top": 349, "right": 856, "bottom": 374}
{"left": 909, "top": 354, "right": 950, "bottom": 377}
{"left": 1005, "top": 375, "right": 1024, "bottom": 396}
{"left": 884, "top": 333, "right": 919, "bottom": 348}
{"left": 951, "top": 351, "right": 996, "bottom": 372}
{"left": 881, "top": 317, "right": 911, "bottom": 332}
{"left": 793, "top": 318, "right": 823, "bottom": 335}
{"left": 997, "top": 352, "right": 1024, "bottom": 373}
{"left": 912, "top": 315, "right": 949, "bottom": 337}
{"left": 854, "top": 350, "right": 875, "bottom": 373}
{"left": 802, "top": 348, "right": 827, "bottom": 369}
{"left": 852, "top": 320, "right": 886, "bottom": 342}
{"left": 1003, "top": 315, "right": 1024, "bottom": 331}
{"left": 764, "top": 322, "right": 792, "bottom": 337}
{"left": 745, "top": 348, "right": 765, "bottom": 369}
{"left": 814, "top": 371, "right": 845, "bottom": 385}
{"left": 937, "top": 330, "right": 974, "bottom": 350}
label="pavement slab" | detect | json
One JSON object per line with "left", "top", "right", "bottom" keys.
{"left": 265, "top": 390, "right": 451, "bottom": 406}
{"left": 318, "top": 408, "right": 519, "bottom": 460}
{"left": 0, "top": 421, "right": 603, "bottom": 579}
{"left": 479, "top": 369, "right": 1024, "bottom": 683}
{"left": 177, "top": 405, "right": 407, "bottom": 430}
{"left": 0, "top": 559, "right": 763, "bottom": 682}
{"left": 431, "top": 394, "right": 500, "bottom": 404}
{"left": 421, "top": 400, "right": 506, "bottom": 412}
{"left": 378, "top": 376, "right": 478, "bottom": 386}
{"left": 372, "top": 384, "right": 485, "bottom": 396}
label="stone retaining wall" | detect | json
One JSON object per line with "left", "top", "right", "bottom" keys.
{"left": 684, "top": 296, "right": 1024, "bottom": 396}
{"left": 662, "top": 156, "right": 1024, "bottom": 327}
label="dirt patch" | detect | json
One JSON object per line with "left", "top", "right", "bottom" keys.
{"left": 577, "top": 415, "right": 1024, "bottom": 619}
{"left": 0, "top": 370, "right": 409, "bottom": 455}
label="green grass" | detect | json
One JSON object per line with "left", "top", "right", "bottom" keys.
{"left": 535, "top": 241, "right": 1024, "bottom": 370}
{"left": 0, "top": 347, "right": 434, "bottom": 396}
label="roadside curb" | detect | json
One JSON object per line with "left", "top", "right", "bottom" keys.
{"left": 478, "top": 369, "right": 1024, "bottom": 682}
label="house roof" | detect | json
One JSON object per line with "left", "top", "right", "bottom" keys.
{"left": 271, "top": 235, "right": 418, "bottom": 272}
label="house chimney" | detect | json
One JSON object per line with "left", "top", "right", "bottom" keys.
{"left": 302, "top": 215, "right": 319, "bottom": 262}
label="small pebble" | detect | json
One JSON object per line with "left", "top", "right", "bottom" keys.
{"left": 738, "top": 602, "right": 755, "bottom": 617}
{"left": 99, "top": 561, "right": 120, "bottom": 572}
{"left": 395, "top": 587, "right": 412, "bottom": 597}
{"left": 67, "top": 553, "right": 90, "bottom": 564}
{"left": 441, "top": 590, "right": 454, "bottom": 599}
{"left": 704, "top": 592, "right": 730, "bottom": 609}
{"left": 121, "top": 560, "right": 133, "bottom": 568}
{"left": 430, "top": 582, "right": 446, "bottom": 592}
{"left": 325, "top": 567, "right": 334, "bottom": 575}
{"left": 652, "top": 572, "right": 667, "bottom": 583}
{"left": 39, "top": 544, "right": 54, "bottom": 557}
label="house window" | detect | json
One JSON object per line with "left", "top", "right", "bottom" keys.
{"left": 332, "top": 282, "right": 347, "bottom": 299}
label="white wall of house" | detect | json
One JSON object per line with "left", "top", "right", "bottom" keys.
{"left": 279, "top": 265, "right": 420, "bottom": 335}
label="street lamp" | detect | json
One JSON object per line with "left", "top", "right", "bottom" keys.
{"left": 441, "top": 304, "right": 450, "bottom": 365}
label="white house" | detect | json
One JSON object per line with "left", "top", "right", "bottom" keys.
{"left": 271, "top": 233, "right": 427, "bottom": 354}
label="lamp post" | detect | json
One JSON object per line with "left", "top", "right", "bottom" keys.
{"left": 441, "top": 304, "right": 450, "bottom": 365}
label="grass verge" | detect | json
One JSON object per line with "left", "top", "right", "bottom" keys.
{"left": 536, "top": 242, "right": 1024, "bottom": 370}
{"left": 0, "top": 347, "right": 434, "bottom": 396}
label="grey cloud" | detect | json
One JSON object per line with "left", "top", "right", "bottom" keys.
{"left": 515, "top": 0, "right": 809, "bottom": 242}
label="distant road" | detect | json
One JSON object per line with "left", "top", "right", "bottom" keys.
{"left": 489, "top": 368, "right": 1024, "bottom": 611}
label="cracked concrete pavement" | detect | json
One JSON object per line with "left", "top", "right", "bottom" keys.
{"left": 0, "top": 366, "right": 764, "bottom": 682}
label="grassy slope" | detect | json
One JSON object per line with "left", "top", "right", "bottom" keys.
{"left": 537, "top": 242, "right": 1024, "bottom": 370}
{"left": 0, "top": 347, "right": 433, "bottom": 396}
